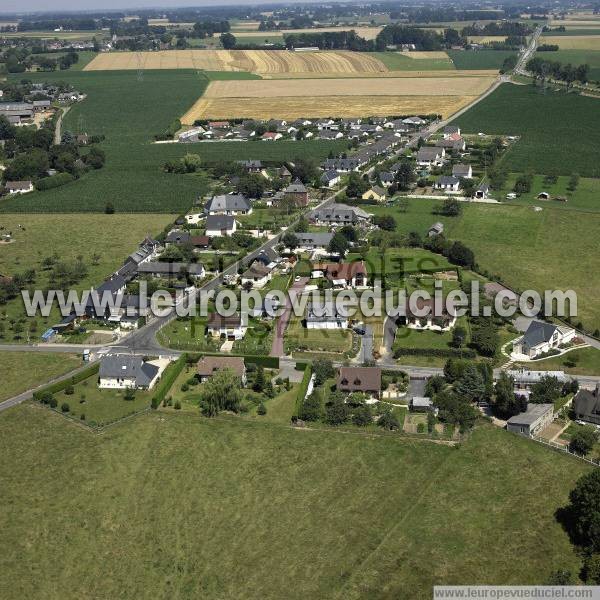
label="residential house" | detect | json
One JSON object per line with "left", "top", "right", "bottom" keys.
{"left": 253, "top": 247, "right": 280, "bottom": 267}
{"left": 403, "top": 116, "right": 426, "bottom": 127}
{"left": 337, "top": 367, "right": 382, "bottom": 399}
{"left": 512, "top": 321, "right": 576, "bottom": 359}
{"left": 165, "top": 229, "right": 191, "bottom": 246}
{"left": 312, "top": 261, "right": 368, "bottom": 288}
{"left": 238, "top": 160, "right": 262, "bottom": 172}
{"left": 85, "top": 274, "right": 127, "bottom": 319}
{"left": 443, "top": 125, "right": 460, "bottom": 138}
{"left": 474, "top": 183, "right": 490, "bottom": 199}
{"left": 410, "top": 396, "right": 438, "bottom": 414}
{"left": 206, "top": 313, "right": 247, "bottom": 340}
{"left": 318, "top": 130, "right": 343, "bottom": 140}
{"left": 196, "top": 356, "right": 247, "bottom": 385}
{"left": 321, "top": 170, "right": 341, "bottom": 188}
{"left": 5, "top": 180, "right": 33, "bottom": 194}
{"left": 294, "top": 232, "right": 334, "bottom": 251}
{"left": 452, "top": 163, "right": 472, "bottom": 179}
{"left": 283, "top": 178, "right": 309, "bottom": 207}
{"left": 436, "top": 134, "right": 466, "bottom": 152}
{"left": 362, "top": 186, "right": 387, "bottom": 202}
{"left": 204, "top": 194, "right": 252, "bottom": 216}
{"left": 401, "top": 297, "right": 457, "bottom": 331}
{"left": 427, "top": 222, "right": 444, "bottom": 237}
{"left": 205, "top": 215, "right": 237, "bottom": 237}
{"left": 261, "top": 131, "right": 282, "bottom": 141}
{"left": 137, "top": 262, "right": 205, "bottom": 279}
{"left": 507, "top": 368, "right": 567, "bottom": 392}
{"left": 416, "top": 147, "right": 445, "bottom": 167}
{"left": 435, "top": 176, "right": 460, "bottom": 192}
{"left": 379, "top": 172, "right": 395, "bottom": 187}
{"left": 305, "top": 301, "right": 349, "bottom": 329}
{"left": 309, "top": 203, "right": 371, "bottom": 226}
{"left": 506, "top": 403, "right": 554, "bottom": 437}
{"left": 573, "top": 385, "right": 600, "bottom": 426}
{"left": 99, "top": 355, "right": 161, "bottom": 390}
{"left": 240, "top": 262, "right": 273, "bottom": 289}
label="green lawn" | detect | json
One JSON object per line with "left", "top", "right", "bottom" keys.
{"left": 542, "top": 28, "right": 600, "bottom": 36}
{"left": 0, "top": 407, "right": 591, "bottom": 598}
{"left": 447, "top": 50, "right": 517, "bottom": 70}
{"left": 0, "top": 213, "right": 175, "bottom": 340}
{"left": 453, "top": 83, "right": 600, "bottom": 177}
{"left": 51, "top": 374, "right": 154, "bottom": 426}
{"left": 0, "top": 352, "right": 82, "bottom": 401}
{"left": 233, "top": 35, "right": 285, "bottom": 46}
{"left": 286, "top": 317, "right": 354, "bottom": 356}
{"left": 515, "top": 346, "right": 600, "bottom": 376}
{"left": 373, "top": 52, "right": 455, "bottom": 71}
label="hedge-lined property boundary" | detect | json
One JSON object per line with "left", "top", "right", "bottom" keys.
{"left": 184, "top": 352, "right": 280, "bottom": 369}
{"left": 32, "top": 362, "right": 99, "bottom": 401}
{"left": 295, "top": 364, "right": 313, "bottom": 417}
{"left": 393, "top": 347, "right": 477, "bottom": 359}
{"left": 151, "top": 355, "right": 187, "bottom": 409}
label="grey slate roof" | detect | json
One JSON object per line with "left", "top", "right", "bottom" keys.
{"left": 452, "top": 164, "right": 471, "bottom": 176}
{"left": 205, "top": 214, "right": 235, "bottom": 231}
{"left": 285, "top": 178, "right": 307, "bottom": 193}
{"left": 309, "top": 203, "right": 370, "bottom": 224}
{"left": 165, "top": 230, "right": 191, "bottom": 245}
{"left": 205, "top": 194, "right": 250, "bottom": 213}
{"left": 306, "top": 301, "right": 345, "bottom": 323}
{"left": 137, "top": 262, "right": 204, "bottom": 276}
{"left": 321, "top": 170, "right": 339, "bottom": 183}
{"left": 522, "top": 321, "right": 559, "bottom": 348}
{"left": 99, "top": 354, "right": 159, "bottom": 388}
{"left": 438, "top": 176, "right": 460, "bottom": 186}
{"left": 295, "top": 232, "right": 334, "bottom": 247}
{"left": 573, "top": 386, "right": 600, "bottom": 424}
{"left": 506, "top": 403, "right": 553, "bottom": 426}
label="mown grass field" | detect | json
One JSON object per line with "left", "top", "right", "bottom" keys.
{"left": 542, "top": 35, "right": 600, "bottom": 50}
{"left": 0, "top": 352, "right": 81, "bottom": 402}
{"left": 0, "top": 70, "right": 345, "bottom": 213}
{"left": 447, "top": 50, "right": 517, "bottom": 70}
{"left": 373, "top": 51, "right": 454, "bottom": 71}
{"left": 515, "top": 346, "right": 600, "bottom": 376}
{"left": 365, "top": 198, "right": 600, "bottom": 330}
{"left": 0, "top": 406, "right": 590, "bottom": 599}
{"left": 536, "top": 48, "right": 600, "bottom": 81}
{"left": 453, "top": 83, "right": 600, "bottom": 177}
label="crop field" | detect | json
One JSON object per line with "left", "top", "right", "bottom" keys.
{"left": 538, "top": 49, "right": 600, "bottom": 80}
{"left": 236, "top": 26, "right": 383, "bottom": 40}
{"left": 542, "top": 35, "right": 600, "bottom": 49}
{"left": 373, "top": 51, "right": 454, "bottom": 71}
{"left": 85, "top": 49, "right": 390, "bottom": 75}
{"left": 0, "top": 406, "right": 591, "bottom": 599}
{"left": 542, "top": 28, "right": 600, "bottom": 36}
{"left": 182, "top": 76, "right": 494, "bottom": 121}
{"left": 0, "top": 29, "right": 107, "bottom": 40}
{"left": 447, "top": 50, "right": 518, "bottom": 70}
{"left": 467, "top": 35, "right": 507, "bottom": 44}
{"left": 453, "top": 83, "right": 600, "bottom": 177}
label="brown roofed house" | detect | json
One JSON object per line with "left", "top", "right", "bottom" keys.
{"left": 402, "top": 297, "right": 457, "bottom": 331}
{"left": 313, "top": 261, "right": 368, "bottom": 288}
{"left": 206, "top": 313, "right": 247, "bottom": 340}
{"left": 337, "top": 367, "right": 382, "bottom": 398}
{"left": 197, "top": 356, "right": 247, "bottom": 385}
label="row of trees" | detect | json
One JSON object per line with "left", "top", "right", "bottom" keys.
{"left": 527, "top": 57, "right": 590, "bottom": 86}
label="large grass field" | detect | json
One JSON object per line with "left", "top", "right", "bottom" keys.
{"left": 365, "top": 198, "right": 600, "bottom": 330}
{"left": 0, "top": 352, "right": 81, "bottom": 401}
{"left": 0, "top": 213, "right": 174, "bottom": 338}
{"left": 453, "top": 83, "right": 600, "bottom": 177}
{"left": 447, "top": 50, "right": 518, "bottom": 70}
{"left": 373, "top": 51, "right": 455, "bottom": 71}
{"left": 536, "top": 48, "right": 600, "bottom": 81}
{"left": 0, "top": 406, "right": 590, "bottom": 598}
{"left": 0, "top": 70, "right": 345, "bottom": 213}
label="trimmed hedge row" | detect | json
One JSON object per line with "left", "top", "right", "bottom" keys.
{"left": 36, "top": 172, "right": 74, "bottom": 191}
{"left": 32, "top": 362, "right": 98, "bottom": 400}
{"left": 393, "top": 347, "right": 476, "bottom": 359}
{"left": 295, "top": 364, "right": 313, "bottom": 416}
{"left": 151, "top": 355, "right": 187, "bottom": 409}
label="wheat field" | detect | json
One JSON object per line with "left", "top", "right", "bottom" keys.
{"left": 542, "top": 35, "right": 600, "bottom": 49}
{"left": 84, "top": 49, "right": 389, "bottom": 74}
{"left": 182, "top": 76, "right": 494, "bottom": 122}
{"left": 236, "top": 26, "right": 383, "bottom": 40}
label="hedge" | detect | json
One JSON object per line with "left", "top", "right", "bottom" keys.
{"left": 295, "top": 362, "right": 309, "bottom": 371}
{"left": 295, "top": 364, "right": 313, "bottom": 416}
{"left": 184, "top": 351, "right": 279, "bottom": 369}
{"left": 393, "top": 347, "right": 476, "bottom": 359}
{"left": 151, "top": 355, "right": 187, "bottom": 408}
{"left": 35, "top": 172, "right": 74, "bottom": 191}
{"left": 33, "top": 362, "right": 99, "bottom": 400}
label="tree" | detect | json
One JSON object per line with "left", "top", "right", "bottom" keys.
{"left": 61, "top": 402, "right": 70, "bottom": 413}
{"left": 105, "top": 201, "right": 115, "bottom": 214}
{"left": 198, "top": 368, "right": 242, "bottom": 416}
{"left": 281, "top": 231, "right": 299, "bottom": 250}
{"left": 346, "top": 172, "right": 369, "bottom": 198}
{"left": 378, "top": 409, "right": 400, "bottom": 430}
{"left": 448, "top": 241, "right": 475, "bottom": 268}
{"left": 451, "top": 326, "right": 467, "bottom": 348}
{"left": 339, "top": 225, "right": 358, "bottom": 242}
{"left": 493, "top": 371, "right": 526, "bottom": 418}
{"left": 569, "top": 425, "right": 598, "bottom": 456}
{"left": 328, "top": 232, "right": 349, "bottom": 256}
{"left": 372, "top": 215, "right": 396, "bottom": 231}
{"left": 567, "top": 172, "right": 580, "bottom": 192}
{"left": 325, "top": 391, "right": 349, "bottom": 425}
{"left": 352, "top": 403, "right": 372, "bottom": 426}
{"left": 546, "top": 569, "right": 573, "bottom": 585}
{"left": 257, "top": 402, "right": 267, "bottom": 416}
{"left": 582, "top": 555, "right": 600, "bottom": 584}
{"left": 253, "top": 365, "right": 265, "bottom": 392}
{"left": 425, "top": 375, "right": 445, "bottom": 397}
{"left": 313, "top": 359, "right": 335, "bottom": 386}
{"left": 454, "top": 365, "right": 486, "bottom": 403}
{"left": 85, "top": 146, "right": 105, "bottom": 169}
{"left": 220, "top": 32, "right": 237, "bottom": 49}
{"left": 563, "top": 469, "right": 600, "bottom": 553}
{"left": 394, "top": 161, "right": 416, "bottom": 190}
{"left": 530, "top": 375, "right": 562, "bottom": 404}
{"left": 299, "top": 392, "right": 323, "bottom": 422}
{"left": 290, "top": 158, "right": 319, "bottom": 184}
{"left": 438, "top": 198, "right": 461, "bottom": 216}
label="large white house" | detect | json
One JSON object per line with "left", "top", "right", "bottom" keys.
{"left": 205, "top": 215, "right": 236, "bottom": 237}
{"left": 206, "top": 313, "right": 247, "bottom": 340}
{"left": 305, "top": 301, "right": 349, "bottom": 330}
{"left": 99, "top": 355, "right": 162, "bottom": 390}
{"left": 511, "top": 321, "right": 576, "bottom": 359}
{"left": 204, "top": 194, "right": 252, "bottom": 216}
{"left": 240, "top": 262, "right": 273, "bottom": 289}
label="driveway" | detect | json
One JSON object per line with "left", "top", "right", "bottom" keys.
{"left": 270, "top": 277, "right": 309, "bottom": 357}
{"left": 358, "top": 325, "right": 373, "bottom": 364}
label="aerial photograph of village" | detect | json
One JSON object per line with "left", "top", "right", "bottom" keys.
{"left": 0, "top": 0, "right": 599, "bottom": 597}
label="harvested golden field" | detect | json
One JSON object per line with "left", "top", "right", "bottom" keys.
{"left": 183, "top": 96, "right": 476, "bottom": 122}
{"left": 182, "top": 76, "right": 494, "bottom": 122}
{"left": 236, "top": 26, "right": 383, "bottom": 40}
{"left": 549, "top": 19, "right": 600, "bottom": 27}
{"left": 399, "top": 51, "right": 451, "bottom": 59}
{"left": 203, "top": 76, "right": 494, "bottom": 98}
{"left": 266, "top": 69, "right": 498, "bottom": 79}
{"left": 84, "top": 49, "right": 388, "bottom": 74}
{"left": 542, "top": 35, "right": 600, "bottom": 49}
{"left": 467, "top": 35, "right": 507, "bottom": 43}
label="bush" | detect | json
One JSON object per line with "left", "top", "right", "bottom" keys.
{"left": 49, "top": 397, "right": 58, "bottom": 408}
{"left": 35, "top": 172, "right": 74, "bottom": 191}
{"left": 151, "top": 397, "right": 160, "bottom": 409}
{"left": 417, "top": 422, "right": 425, "bottom": 433}
{"left": 174, "top": 401, "right": 181, "bottom": 410}
{"left": 64, "top": 385, "right": 74, "bottom": 395}
{"left": 61, "top": 402, "right": 70, "bottom": 413}
{"left": 257, "top": 402, "right": 267, "bottom": 415}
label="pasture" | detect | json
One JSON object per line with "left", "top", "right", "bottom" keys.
{"left": 453, "top": 83, "right": 600, "bottom": 177}
{"left": 447, "top": 50, "right": 518, "bottom": 70}
{"left": 0, "top": 353, "right": 81, "bottom": 402}
{"left": 183, "top": 76, "right": 494, "bottom": 121}
{"left": 0, "top": 406, "right": 590, "bottom": 598}
{"left": 537, "top": 49, "right": 600, "bottom": 80}
{"left": 373, "top": 51, "right": 454, "bottom": 71}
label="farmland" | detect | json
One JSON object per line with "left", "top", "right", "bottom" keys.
{"left": 447, "top": 50, "right": 518, "bottom": 70}
{"left": 371, "top": 51, "right": 454, "bottom": 71}
{"left": 542, "top": 35, "right": 600, "bottom": 49}
{"left": 0, "top": 69, "right": 344, "bottom": 213}
{"left": 453, "top": 83, "right": 600, "bottom": 177}
{"left": 182, "top": 76, "right": 494, "bottom": 121}
{"left": 234, "top": 26, "right": 384, "bottom": 40}
{"left": 536, "top": 49, "right": 600, "bottom": 80}
{"left": 0, "top": 406, "right": 590, "bottom": 598}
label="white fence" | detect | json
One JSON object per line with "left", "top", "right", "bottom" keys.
{"left": 531, "top": 435, "right": 600, "bottom": 467}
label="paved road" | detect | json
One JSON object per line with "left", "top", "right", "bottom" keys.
{"left": 515, "top": 26, "right": 543, "bottom": 77}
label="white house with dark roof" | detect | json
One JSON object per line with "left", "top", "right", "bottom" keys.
{"left": 435, "top": 176, "right": 460, "bottom": 192}
{"left": 452, "top": 163, "right": 472, "bottom": 179}
{"left": 204, "top": 194, "right": 252, "bottom": 216}
{"left": 506, "top": 403, "right": 554, "bottom": 437}
{"left": 416, "top": 147, "right": 445, "bottom": 167}
{"left": 309, "top": 203, "right": 371, "bottom": 226}
{"left": 321, "top": 170, "right": 341, "bottom": 188}
{"left": 511, "top": 321, "right": 575, "bottom": 360}
{"left": 205, "top": 215, "right": 237, "bottom": 237}
{"left": 5, "top": 180, "right": 33, "bottom": 194}
{"left": 294, "top": 232, "right": 334, "bottom": 251}
{"left": 306, "top": 301, "right": 349, "bottom": 329}
{"left": 99, "top": 354, "right": 163, "bottom": 390}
